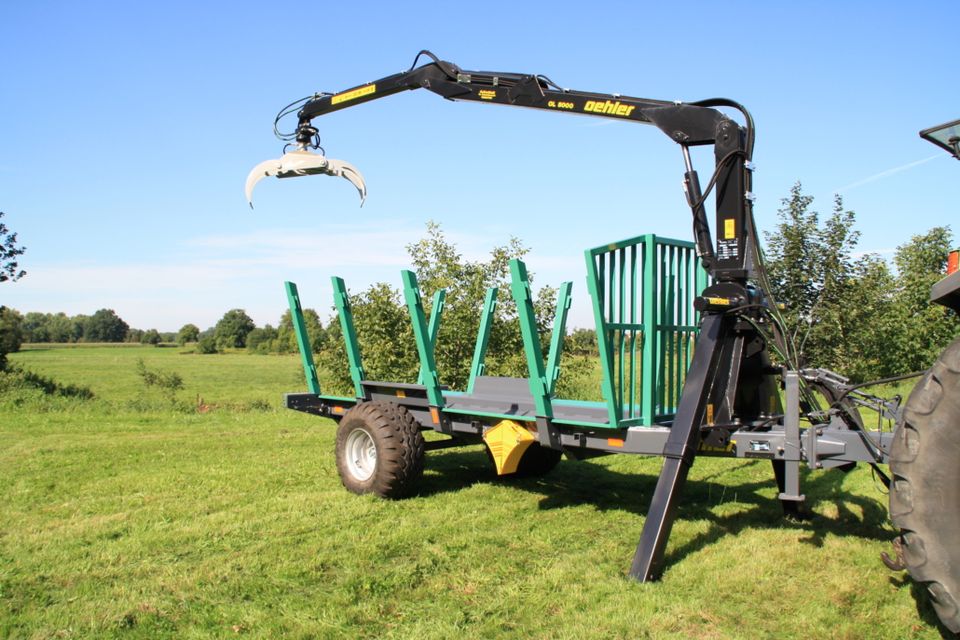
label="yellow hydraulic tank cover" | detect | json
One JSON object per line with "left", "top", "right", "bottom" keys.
{"left": 483, "top": 420, "right": 536, "bottom": 475}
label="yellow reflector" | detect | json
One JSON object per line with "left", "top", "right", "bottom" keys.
{"left": 607, "top": 438, "right": 625, "bottom": 448}
{"left": 483, "top": 420, "right": 536, "bottom": 475}
{"left": 396, "top": 390, "right": 406, "bottom": 398}
{"left": 724, "top": 218, "right": 736, "bottom": 239}
{"left": 429, "top": 407, "right": 440, "bottom": 424}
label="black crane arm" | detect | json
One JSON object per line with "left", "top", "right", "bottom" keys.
{"left": 285, "top": 51, "right": 757, "bottom": 282}
{"left": 296, "top": 52, "right": 730, "bottom": 148}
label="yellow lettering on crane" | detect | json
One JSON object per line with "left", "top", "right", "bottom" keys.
{"left": 699, "top": 440, "right": 735, "bottom": 453}
{"left": 583, "top": 100, "right": 637, "bottom": 117}
{"left": 706, "top": 297, "right": 732, "bottom": 307}
{"left": 332, "top": 84, "right": 377, "bottom": 105}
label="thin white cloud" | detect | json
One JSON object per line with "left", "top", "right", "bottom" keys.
{"left": 5, "top": 224, "right": 604, "bottom": 332}
{"left": 18, "top": 263, "right": 247, "bottom": 293}
{"left": 834, "top": 153, "right": 944, "bottom": 193}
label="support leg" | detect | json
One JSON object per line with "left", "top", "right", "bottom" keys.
{"left": 629, "top": 314, "right": 724, "bottom": 582}
{"left": 772, "top": 460, "right": 803, "bottom": 518}
{"left": 774, "top": 370, "right": 805, "bottom": 518}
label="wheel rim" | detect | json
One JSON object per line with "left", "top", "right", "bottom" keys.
{"left": 345, "top": 428, "right": 377, "bottom": 481}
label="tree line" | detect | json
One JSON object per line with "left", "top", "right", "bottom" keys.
{"left": 1, "top": 304, "right": 334, "bottom": 356}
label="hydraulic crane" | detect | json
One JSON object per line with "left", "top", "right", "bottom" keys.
{"left": 248, "top": 50, "right": 786, "bottom": 580}
{"left": 247, "top": 51, "right": 960, "bottom": 631}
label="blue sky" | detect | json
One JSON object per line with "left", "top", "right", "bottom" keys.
{"left": 1, "top": 1, "right": 957, "bottom": 332}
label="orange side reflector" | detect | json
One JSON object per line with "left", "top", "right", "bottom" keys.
{"left": 429, "top": 407, "right": 440, "bottom": 424}
{"left": 607, "top": 438, "right": 625, "bottom": 448}
{"left": 948, "top": 250, "right": 959, "bottom": 276}
{"left": 331, "top": 406, "right": 345, "bottom": 415}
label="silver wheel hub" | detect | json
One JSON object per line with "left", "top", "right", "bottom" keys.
{"left": 345, "top": 428, "right": 377, "bottom": 481}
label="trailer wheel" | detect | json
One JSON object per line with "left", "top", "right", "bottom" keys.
{"left": 890, "top": 336, "right": 960, "bottom": 634}
{"left": 335, "top": 401, "right": 425, "bottom": 498}
{"left": 514, "top": 444, "right": 563, "bottom": 477}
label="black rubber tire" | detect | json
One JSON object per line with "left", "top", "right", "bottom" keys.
{"left": 515, "top": 443, "right": 563, "bottom": 477}
{"left": 890, "top": 336, "right": 960, "bottom": 634}
{"left": 335, "top": 401, "right": 425, "bottom": 499}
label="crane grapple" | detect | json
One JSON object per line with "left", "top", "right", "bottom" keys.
{"left": 245, "top": 149, "right": 367, "bottom": 208}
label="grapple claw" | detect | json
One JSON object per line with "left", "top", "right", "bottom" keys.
{"left": 244, "top": 149, "right": 367, "bottom": 208}
{"left": 322, "top": 158, "right": 367, "bottom": 206}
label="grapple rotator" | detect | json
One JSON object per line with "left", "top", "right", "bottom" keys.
{"left": 244, "top": 123, "right": 367, "bottom": 208}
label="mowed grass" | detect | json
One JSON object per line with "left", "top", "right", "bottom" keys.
{"left": 0, "top": 346, "right": 944, "bottom": 638}
{"left": 9, "top": 344, "right": 305, "bottom": 409}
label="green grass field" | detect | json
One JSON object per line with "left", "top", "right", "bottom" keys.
{"left": 0, "top": 345, "right": 945, "bottom": 638}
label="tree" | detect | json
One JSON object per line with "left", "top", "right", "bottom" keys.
{"left": 276, "top": 309, "right": 324, "bottom": 353}
{"left": 564, "top": 327, "right": 598, "bottom": 356}
{"left": 69, "top": 314, "right": 89, "bottom": 342}
{"left": 24, "top": 312, "right": 82, "bottom": 343}
{"left": 318, "top": 282, "right": 420, "bottom": 392}
{"left": 407, "top": 221, "right": 556, "bottom": 387}
{"left": 22, "top": 312, "right": 50, "bottom": 343}
{"left": 317, "top": 222, "right": 556, "bottom": 394}
{"left": 197, "top": 334, "right": 218, "bottom": 354}
{"left": 46, "top": 313, "right": 77, "bottom": 343}
{"left": 141, "top": 328, "right": 162, "bottom": 345}
{"left": 0, "top": 212, "right": 26, "bottom": 367}
{"left": 213, "top": 309, "right": 255, "bottom": 349}
{"left": 763, "top": 182, "right": 959, "bottom": 380}
{"left": 837, "top": 253, "right": 897, "bottom": 380}
{"left": 0, "top": 307, "right": 24, "bottom": 368}
{"left": 763, "top": 184, "right": 862, "bottom": 371}
{"left": 888, "top": 227, "right": 960, "bottom": 372}
{"left": 177, "top": 323, "right": 200, "bottom": 345}
{"left": 0, "top": 212, "right": 26, "bottom": 283}
{"left": 246, "top": 324, "right": 278, "bottom": 354}
{"left": 764, "top": 183, "right": 821, "bottom": 319}
{"left": 83, "top": 309, "right": 129, "bottom": 342}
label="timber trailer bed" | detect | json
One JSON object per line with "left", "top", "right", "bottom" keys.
{"left": 246, "top": 52, "right": 960, "bottom": 633}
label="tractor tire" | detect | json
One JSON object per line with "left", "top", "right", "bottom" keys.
{"left": 513, "top": 443, "right": 563, "bottom": 478}
{"left": 890, "top": 336, "right": 960, "bottom": 634}
{"left": 335, "top": 401, "right": 425, "bottom": 499}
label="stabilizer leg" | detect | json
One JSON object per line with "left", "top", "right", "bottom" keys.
{"left": 629, "top": 314, "right": 725, "bottom": 581}
{"left": 772, "top": 371, "right": 805, "bottom": 517}
{"left": 771, "top": 460, "right": 804, "bottom": 518}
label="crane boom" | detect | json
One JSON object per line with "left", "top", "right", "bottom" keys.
{"left": 248, "top": 50, "right": 758, "bottom": 282}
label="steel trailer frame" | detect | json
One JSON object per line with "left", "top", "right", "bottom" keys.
{"left": 284, "top": 235, "right": 894, "bottom": 582}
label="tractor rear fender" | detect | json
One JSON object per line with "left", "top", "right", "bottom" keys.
{"left": 930, "top": 271, "right": 960, "bottom": 314}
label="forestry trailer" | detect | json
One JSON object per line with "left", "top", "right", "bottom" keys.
{"left": 246, "top": 51, "right": 960, "bottom": 633}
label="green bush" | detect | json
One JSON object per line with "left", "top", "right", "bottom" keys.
{"left": 196, "top": 335, "right": 218, "bottom": 354}
{"left": 0, "top": 306, "right": 24, "bottom": 368}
